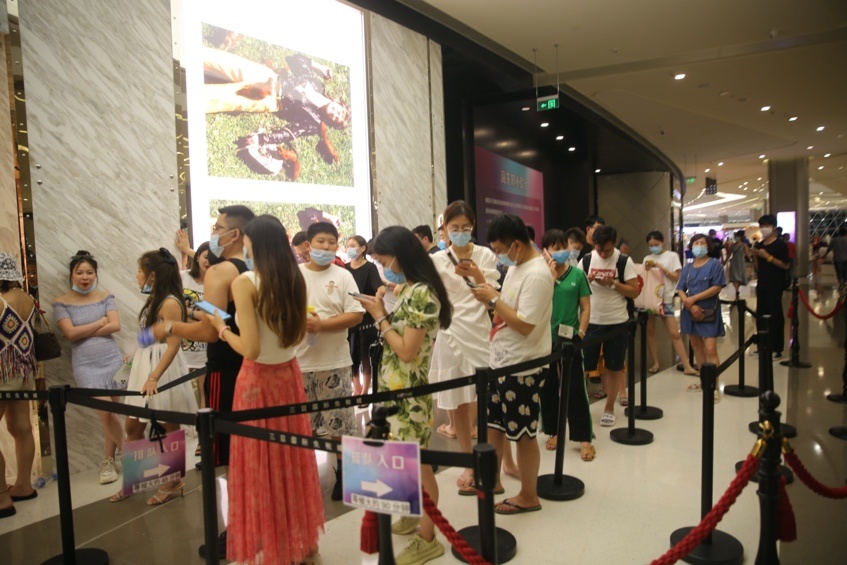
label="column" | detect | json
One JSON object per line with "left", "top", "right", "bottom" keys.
{"left": 768, "top": 158, "right": 809, "bottom": 278}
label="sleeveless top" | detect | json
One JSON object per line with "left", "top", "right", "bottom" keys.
{"left": 206, "top": 258, "right": 249, "bottom": 368}
{"left": 241, "top": 271, "right": 296, "bottom": 365}
{"left": 0, "top": 296, "right": 37, "bottom": 385}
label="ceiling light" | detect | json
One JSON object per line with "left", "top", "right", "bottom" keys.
{"left": 541, "top": 122, "right": 549, "bottom": 128}
{"left": 719, "top": 91, "right": 731, "bottom": 96}
{"left": 817, "top": 126, "right": 825, "bottom": 132}
{"left": 788, "top": 116, "right": 798, "bottom": 122}
{"left": 568, "top": 147, "right": 576, "bottom": 152}
{"left": 521, "top": 107, "right": 530, "bottom": 111}
{"left": 718, "top": 162, "right": 724, "bottom": 166}
{"left": 807, "top": 146, "right": 814, "bottom": 150}
{"left": 824, "top": 153, "right": 831, "bottom": 158}
{"left": 818, "top": 166, "right": 824, "bottom": 170}
{"left": 705, "top": 168, "right": 710, "bottom": 173}
{"left": 555, "top": 135, "right": 564, "bottom": 140}
{"left": 744, "top": 181, "right": 748, "bottom": 185}
{"left": 595, "top": 169, "right": 601, "bottom": 173}
{"left": 761, "top": 106, "right": 771, "bottom": 112}
{"left": 674, "top": 73, "right": 686, "bottom": 80}
{"left": 743, "top": 187, "right": 748, "bottom": 191}
{"left": 757, "top": 177, "right": 762, "bottom": 181}
{"left": 759, "top": 154, "right": 766, "bottom": 159}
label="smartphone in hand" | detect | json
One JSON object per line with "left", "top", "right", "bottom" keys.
{"left": 349, "top": 291, "right": 374, "bottom": 301}
{"left": 195, "top": 300, "right": 232, "bottom": 321}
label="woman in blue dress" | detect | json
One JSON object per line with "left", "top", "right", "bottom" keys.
{"left": 677, "top": 234, "right": 726, "bottom": 402}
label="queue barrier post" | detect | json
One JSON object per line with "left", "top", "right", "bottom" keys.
{"left": 537, "top": 343, "right": 585, "bottom": 501}
{"left": 457, "top": 368, "right": 518, "bottom": 563}
{"left": 363, "top": 406, "right": 396, "bottom": 565}
{"left": 826, "top": 316, "right": 847, "bottom": 405}
{"left": 755, "top": 392, "right": 784, "bottom": 565}
{"left": 724, "top": 298, "right": 759, "bottom": 398}
{"left": 780, "top": 277, "right": 812, "bottom": 369}
{"left": 670, "top": 363, "right": 744, "bottom": 565}
{"left": 610, "top": 319, "right": 654, "bottom": 446}
{"left": 747, "top": 315, "right": 797, "bottom": 440}
{"left": 475, "top": 444, "right": 499, "bottom": 564}
{"left": 627, "top": 311, "right": 663, "bottom": 420}
{"left": 42, "top": 385, "right": 109, "bottom": 565}
{"left": 197, "top": 409, "right": 220, "bottom": 565}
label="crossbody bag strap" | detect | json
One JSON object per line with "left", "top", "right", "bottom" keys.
{"left": 446, "top": 249, "right": 474, "bottom": 286}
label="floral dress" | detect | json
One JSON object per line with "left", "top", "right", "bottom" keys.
{"left": 378, "top": 282, "right": 441, "bottom": 448}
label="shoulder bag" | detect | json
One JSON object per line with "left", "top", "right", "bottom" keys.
{"left": 34, "top": 308, "right": 62, "bottom": 361}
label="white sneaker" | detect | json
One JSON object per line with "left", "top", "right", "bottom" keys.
{"left": 99, "top": 458, "right": 118, "bottom": 484}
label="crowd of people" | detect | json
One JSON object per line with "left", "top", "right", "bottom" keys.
{"left": 0, "top": 201, "right": 805, "bottom": 565}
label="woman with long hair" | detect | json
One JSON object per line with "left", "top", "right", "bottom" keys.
{"left": 429, "top": 201, "right": 499, "bottom": 492}
{"left": 353, "top": 225, "right": 452, "bottom": 565}
{"left": 180, "top": 242, "right": 211, "bottom": 418}
{"left": 54, "top": 251, "right": 125, "bottom": 485}
{"left": 0, "top": 252, "right": 39, "bottom": 516}
{"left": 345, "top": 235, "right": 384, "bottom": 398}
{"left": 110, "top": 248, "right": 197, "bottom": 504}
{"left": 205, "top": 215, "right": 323, "bottom": 565}
{"left": 677, "top": 234, "right": 726, "bottom": 402}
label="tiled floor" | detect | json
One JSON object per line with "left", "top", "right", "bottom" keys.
{"left": 1, "top": 280, "right": 846, "bottom": 564}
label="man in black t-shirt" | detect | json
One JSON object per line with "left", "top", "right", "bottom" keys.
{"left": 708, "top": 229, "right": 724, "bottom": 260}
{"left": 412, "top": 225, "right": 441, "bottom": 255}
{"left": 752, "top": 215, "right": 790, "bottom": 358}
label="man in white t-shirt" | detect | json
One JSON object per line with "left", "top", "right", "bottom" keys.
{"left": 471, "top": 214, "right": 553, "bottom": 516}
{"left": 578, "top": 225, "right": 641, "bottom": 427}
{"left": 296, "top": 221, "right": 364, "bottom": 500}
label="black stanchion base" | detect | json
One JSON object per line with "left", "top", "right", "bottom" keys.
{"left": 735, "top": 460, "right": 794, "bottom": 484}
{"left": 779, "top": 359, "right": 812, "bottom": 368}
{"left": 829, "top": 426, "right": 847, "bottom": 440}
{"left": 610, "top": 427, "right": 653, "bottom": 445}
{"left": 669, "top": 528, "right": 743, "bottom": 565}
{"left": 537, "top": 473, "right": 585, "bottom": 501}
{"left": 748, "top": 420, "right": 797, "bottom": 439}
{"left": 826, "top": 393, "right": 847, "bottom": 404}
{"left": 625, "top": 405, "right": 664, "bottom": 420}
{"left": 42, "top": 549, "right": 109, "bottom": 565}
{"left": 454, "top": 525, "right": 517, "bottom": 564}
{"left": 723, "top": 384, "right": 759, "bottom": 398}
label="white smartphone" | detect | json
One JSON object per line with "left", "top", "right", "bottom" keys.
{"left": 195, "top": 300, "right": 231, "bottom": 321}
{"left": 348, "top": 291, "right": 374, "bottom": 301}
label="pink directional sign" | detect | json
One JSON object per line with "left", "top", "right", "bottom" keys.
{"left": 120, "top": 430, "right": 186, "bottom": 496}
{"left": 341, "top": 436, "right": 422, "bottom": 516}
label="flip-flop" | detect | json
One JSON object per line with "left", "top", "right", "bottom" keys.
{"left": 687, "top": 382, "right": 703, "bottom": 392}
{"left": 494, "top": 498, "right": 542, "bottom": 515}
{"left": 619, "top": 396, "right": 629, "bottom": 407}
{"left": 9, "top": 490, "right": 37, "bottom": 502}
{"left": 436, "top": 423, "right": 456, "bottom": 439}
{"left": 648, "top": 367, "right": 660, "bottom": 374}
{"left": 458, "top": 483, "right": 505, "bottom": 496}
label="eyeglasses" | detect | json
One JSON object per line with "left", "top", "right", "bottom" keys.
{"left": 211, "top": 223, "right": 232, "bottom": 233}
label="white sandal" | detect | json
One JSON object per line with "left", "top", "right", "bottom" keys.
{"left": 600, "top": 413, "right": 616, "bottom": 427}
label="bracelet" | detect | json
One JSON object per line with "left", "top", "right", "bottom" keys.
{"left": 767, "top": 256, "right": 774, "bottom": 263}
{"left": 375, "top": 315, "right": 387, "bottom": 326}
{"left": 380, "top": 326, "right": 396, "bottom": 339}
{"left": 578, "top": 329, "right": 586, "bottom": 336}
{"left": 218, "top": 326, "right": 229, "bottom": 341}
{"left": 147, "top": 377, "right": 158, "bottom": 383}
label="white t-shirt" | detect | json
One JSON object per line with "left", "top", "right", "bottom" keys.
{"left": 490, "top": 255, "right": 553, "bottom": 375}
{"left": 179, "top": 270, "right": 207, "bottom": 368}
{"left": 295, "top": 264, "right": 365, "bottom": 372}
{"left": 643, "top": 250, "right": 682, "bottom": 304}
{"left": 580, "top": 249, "right": 638, "bottom": 325}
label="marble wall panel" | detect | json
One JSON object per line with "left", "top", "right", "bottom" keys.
{"left": 429, "top": 40, "right": 447, "bottom": 223}
{"left": 0, "top": 39, "right": 18, "bottom": 260}
{"left": 19, "top": 0, "right": 178, "bottom": 474}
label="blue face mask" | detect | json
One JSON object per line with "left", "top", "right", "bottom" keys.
{"left": 550, "top": 250, "right": 570, "bottom": 265}
{"left": 347, "top": 247, "right": 359, "bottom": 261}
{"left": 692, "top": 246, "right": 708, "bottom": 258}
{"left": 437, "top": 240, "right": 447, "bottom": 250}
{"left": 243, "top": 247, "right": 254, "bottom": 271}
{"left": 310, "top": 249, "right": 336, "bottom": 266}
{"left": 72, "top": 281, "right": 97, "bottom": 295}
{"left": 569, "top": 249, "right": 581, "bottom": 262}
{"left": 383, "top": 258, "right": 406, "bottom": 285}
{"left": 497, "top": 243, "right": 517, "bottom": 267}
{"left": 209, "top": 230, "right": 234, "bottom": 258}
{"left": 141, "top": 283, "right": 153, "bottom": 295}
{"left": 449, "top": 231, "right": 472, "bottom": 248}
{"left": 649, "top": 245, "right": 663, "bottom": 255}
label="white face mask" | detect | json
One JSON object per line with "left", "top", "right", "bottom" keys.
{"left": 760, "top": 227, "right": 773, "bottom": 239}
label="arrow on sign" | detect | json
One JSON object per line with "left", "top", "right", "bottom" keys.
{"left": 362, "top": 479, "right": 393, "bottom": 498}
{"left": 143, "top": 463, "right": 171, "bottom": 478}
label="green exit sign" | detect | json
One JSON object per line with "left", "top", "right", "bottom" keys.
{"left": 537, "top": 95, "right": 560, "bottom": 111}
{"left": 685, "top": 176, "right": 697, "bottom": 184}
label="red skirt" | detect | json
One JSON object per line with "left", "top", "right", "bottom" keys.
{"left": 227, "top": 358, "right": 325, "bottom": 564}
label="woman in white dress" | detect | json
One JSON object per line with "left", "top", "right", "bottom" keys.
{"left": 429, "top": 201, "right": 501, "bottom": 492}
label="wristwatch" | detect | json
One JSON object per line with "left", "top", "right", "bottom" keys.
{"left": 488, "top": 297, "right": 499, "bottom": 310}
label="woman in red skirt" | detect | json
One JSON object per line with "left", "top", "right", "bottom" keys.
{"left": 207, "top": 214, "right": 322, "bottom": 564}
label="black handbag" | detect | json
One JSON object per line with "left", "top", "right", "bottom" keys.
{"left": 34, "top": 309, "right": 62, "bottom": 361}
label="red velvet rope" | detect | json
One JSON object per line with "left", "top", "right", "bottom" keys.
{"left": 784, "top": 450, "right": 847, "bottom": 499}
{"left": 422, "top": 488, "right": 491, "bottom": 565}
{"left": 798, "top": 289, "right": 844, "bottom": 320}
{"left": 650, "top": 454, "right": 760, "bottom": 565}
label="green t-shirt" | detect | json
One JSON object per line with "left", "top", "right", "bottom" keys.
{"left": 550, "top": 265, "right": 592, "bottom": 341}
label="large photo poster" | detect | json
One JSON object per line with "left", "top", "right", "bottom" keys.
{"left": 182, "top": 0, "right": 371, "bottom": 244}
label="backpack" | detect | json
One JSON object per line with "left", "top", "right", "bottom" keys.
{"left": 582, "top": 252, "right": 637, "bottom": 319}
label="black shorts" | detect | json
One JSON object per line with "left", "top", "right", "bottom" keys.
{"left": 582, "top": 323, "right": 629, "bottom": 372}
{"left": 487, "top": 369, "right": 546, "bottom": 441}
{"left": 349, "top": 324, "right": 378, "bottom": 372}
{"left": 205, "top": 361, "right": 242, "bottom": 467}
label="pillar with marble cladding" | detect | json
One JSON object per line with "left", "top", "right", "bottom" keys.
{"left": 19, "top": 0, "right": 179, "bottom": 474}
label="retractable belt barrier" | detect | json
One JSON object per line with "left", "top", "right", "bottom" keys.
{"left": 0, "top": 389, "right": 48, "bottom": 401}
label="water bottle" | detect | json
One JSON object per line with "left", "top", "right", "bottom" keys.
{"left": 307, "top": 305, "right": 317, "bottom": 345}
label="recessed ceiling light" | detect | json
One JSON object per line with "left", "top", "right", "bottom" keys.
{"left": 743, "top": 187, "right": 748, "bottom": 191}
{"left": 788, "top": 116, "right": 798, "bottom": 122}
{"left": 541, "top": 122, "right": 549, "bottom": 128}
{"left": 757, "top": 177, "right": 762, "bottom": 181}
{"left": 744, "top": 181, "right": 748, "bottom": 185}
{"left": 761, "top": 106, "right": 771, "bottom": 112}
{"left": 521, "top": 107, "right": 530, "bottom": 111}
{"left": 719, "top": 91, "right": 731, "bottom": 96}
{"left": 759, "top": 154, "right": 766, "bottom": 159}
{"left": 555, "top": 135, "right": 564, "bottom": 140}
{"left": 807, "top": 146, "right": 814, "bottom": 150}
{"left": 718, "top": 162, "right": 724, "bottom": 166}
{"left": 824, "top": 153, "right": 831, "bottom": 158}
{"left": 568, "top": 147, "right": 576, "bottom": 152}
{"left": 817, "top": 126, "right": 825, "bottom": 132}
{"left": 818, "top": 166, "right": 824, "bottom": 170}
{"left": 595, "top": 169, "right": 601, "bottom": 173}
{"left": 674, "top": 73, "right": 686, "bottom": 80}
{"left": 705, "top": 168, "right": 710, "bottom": 172}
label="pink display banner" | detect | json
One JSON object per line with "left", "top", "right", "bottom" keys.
{"left": 474, "top": 146, "right": 545, "bottom": 245}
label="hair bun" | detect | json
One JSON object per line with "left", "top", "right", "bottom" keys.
{"left": 158, "top": 247, "right": 177, "bottom": 265}
{"left": 72, "top": 250, "right": 94, "bottom": 260}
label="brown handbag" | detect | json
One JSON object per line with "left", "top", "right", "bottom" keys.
{"left": 34, "top": 308, "right": 62, "bottom": 361}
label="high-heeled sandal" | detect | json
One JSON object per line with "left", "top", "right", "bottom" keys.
{"left": 147, "top": 480, "right": 185, "bottom": 506}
